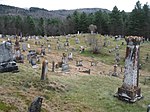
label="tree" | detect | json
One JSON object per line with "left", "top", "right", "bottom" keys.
{"left": 142, "top": 3, "right": 150, "bottom": 40}
{"left": 37, "top": 18, "right": 45, "bottom": 36}
{"left": 127, "top": 1, "right": 144, "bottom": 36}
{"left": 79, "top": 12, "right": 88, "bottom": 33}
{"left": 120, "top": 10, "right": 128, "bottom": 36}
{"left": 86, "top": 35, "right": 102, "bottom": 54}
{"left": 72, "top": 11, "right": 80, "bottom": 33}
{"left": 88, "top": 24, "right": 97, "bottom": 34}
{"left": 24, "top": 16, "right": 35, "bottom": 35}
{"left": 109, "top": 6, "right": 123, "bottom": 35}
{"left": 15, "top": 16, "right": 23, "bottom": 35}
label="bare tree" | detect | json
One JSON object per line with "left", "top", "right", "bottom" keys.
{"left": 86, "top": 35, "right": 103, "bottom": 54}
{"left": 88, "top": 24, "right": 97, "bottom": 34}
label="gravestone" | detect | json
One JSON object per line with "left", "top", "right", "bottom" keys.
{"left": 80, "top": 46, "right": 85, "bottom": 53}
{"left": 145, "top": 53, "right": 149, "bottom": 62}
{"left": 147, "top": 105, "right": 150, "bottom": 112}
{"left": 76, "top": 60, "right": 83, "bottom": 66}
{"left": 22, "top": 43, "right": 27, "bottom": 52}
{"left": 28, "top": 44, "right": 30, "bottom": 49}
{"left": 62, "top": 63, "right": 69, "bottom": 72}
{"left": 28, "top": 96, "right": 43, "bottom": 112}
{"left": 40, "top": 45, "right": 45, "bottom": 55}
{"left": 116, "top": 36, "right": 143, "bottom": 103}
{"left": 14, "top": 37, "right": 24, "bottom": 63}
{"left": 121, "top": 42, "right": 124, "bottom": 45}
{"left": 115, "top": 52, "right": 120, "bottom": 64}
{"left": 56, "top": 42, "right": 61, "bottom": 50}
{"left": 27, "top": 50, "right": 36, "bottom": 61}
{"left": 52, "top": 61, "right": 55, "bottom": 72}
{"left": 112, "top": 65, "right": 118, "bottom": 76}
{"left": 68, "top": 52, "right": 73, "bottom": 60}
{"left": 35, "top": 41, "right": 37, "bottom": 45}
{"left": 91, "top": 61, "right": 97, "bottom": 66}
{"left": 0, "top": 41, "right": 18, "bottom": 72}
{"left": 30, "top": 55, "right": 37, "bottom": 68}
{"left": 62, "top": 53, "right": 68, "bottom": 64}
{"left": 75, "top": 38, "right": 80, "bottom": 44}
{"left": 41, "top": 59, "right": 48, "bottom": 80}
{"left": 48, "top": 44, "right": 51, "bottom": 53}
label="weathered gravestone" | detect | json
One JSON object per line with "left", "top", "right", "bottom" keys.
{"left": 41, "top": 59, "right": 48, "bottom": 80}
{"left": 28, "top": 96, "right": 43, "bottom": 112}
{"left": 0, "top": 41, "right": 18, "bottom": 72}
{"left": 116, "top": 36, "right": 143, "bottom": 103}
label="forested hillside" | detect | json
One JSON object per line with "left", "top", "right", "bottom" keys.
{"left": 0, "top": 1, "right": 150, "bottom": 40}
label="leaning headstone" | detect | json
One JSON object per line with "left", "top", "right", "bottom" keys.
{"left": 28, "top": 96, "right": 43, "bottom": 112}
{"left": 41, "top": 59, "right": 48, "bottom": 80}
{"left": 116, "top": 36, "right": 143, "bottom": 103}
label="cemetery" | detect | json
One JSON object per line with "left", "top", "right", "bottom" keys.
{"left": 0, "top": 34, "right": 149, "bottom": 112}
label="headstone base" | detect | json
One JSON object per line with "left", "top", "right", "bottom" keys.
{"left": 0, "top": 61, "right": 18, "bottom": 73}
{"left": 115, "top": 87, "right": 143, "bottom": 103}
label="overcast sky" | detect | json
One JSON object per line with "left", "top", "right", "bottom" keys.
{"left": 0, "top": 0, "right": 149, "bottom": 12}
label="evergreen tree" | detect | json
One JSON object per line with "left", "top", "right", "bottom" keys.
{"left": 127, "top": 1, "right": 144, "bottom": 36}
{"left": 79, "top": 12, "right": 88, "bottom": 33}
{"left": 109, "top": 6, "right": 123, "bottom": 35}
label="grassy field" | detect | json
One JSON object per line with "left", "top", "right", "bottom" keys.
{"left": 0, "top": 34, "right": 150, "bottom": 112}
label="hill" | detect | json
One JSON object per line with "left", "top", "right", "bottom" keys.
{"left": 0, "top": 4, "right": 111, "bottom": 19}
{"left": 0, "top": 34, "right": 150, "bottom": 111}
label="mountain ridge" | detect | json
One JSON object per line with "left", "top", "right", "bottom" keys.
{"left": 0, "top": 4, "right": 111, "bottom": 19}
